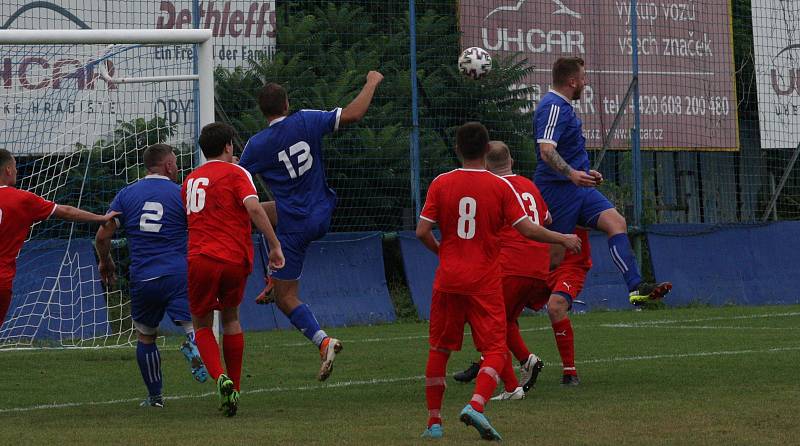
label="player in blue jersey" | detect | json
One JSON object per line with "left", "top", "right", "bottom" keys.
{"left": 533, "top": 57, "right": 671, "bottom": 305}
{"left": 95, "top": 144, "right": 208, "bottom": 408}
{"left": 239, "top": 70, "right": 384, "bottom": 381}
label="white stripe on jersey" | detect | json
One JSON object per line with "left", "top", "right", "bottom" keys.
{"left": 494, "top": 173, "right": 528, "bottom": 220}
{"left": 544, "top": 104, "right": 560, "bottom": 141}
{"left": 231, "top": 162, "right": 258, "bottom": 190}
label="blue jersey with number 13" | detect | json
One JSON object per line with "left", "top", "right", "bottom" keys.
{"left": 239, "top": 108, "right": 341, "bottom": 233}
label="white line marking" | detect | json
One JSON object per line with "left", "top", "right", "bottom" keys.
{"left": 611, "top": 311, "right": 800, "bottom": 326}
{"left": 577, "top": 346, "right": 800, "bottom": 364}
{"left": 271, "top": 327, "right": 553, "bottom": 347}
{"left": 602, "top": 324, "right": 800, "bottom": 331}
{"left": 2, "top": 346, "right": 799, "bottom": 414}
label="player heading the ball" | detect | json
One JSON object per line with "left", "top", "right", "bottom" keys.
{"left": 533, "top": 57, "right": 671, "bottom": 305}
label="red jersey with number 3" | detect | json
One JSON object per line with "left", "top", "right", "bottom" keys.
{"left": 420, "top": 169, "right": 528, "bottom": 295}
{"left": 0, "top": 186, "right": 57, "bottom": 289}
{"left": 182, "top": 160, "right": 258, "bottom": 269}
{"left": 498, "top": 175, "right": 551, "bottom": 280}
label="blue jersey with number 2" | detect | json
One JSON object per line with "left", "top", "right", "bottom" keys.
{"left": 239, "top": 108, "right": 341, "bottom": 233}
{"left": 108, "top": 175, "right": 187, "bottom": 282}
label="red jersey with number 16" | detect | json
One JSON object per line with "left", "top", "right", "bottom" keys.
{"left": 182, "top": 160, "right": 259, "bottom": 270}
{"left": 420, "top": 169, "right": 528, "bottom": 295}
{"left": 0, "top": 186, "right": 57, "bottom": 289}
{"left": 498, "top": 175, "right": 551, "bottom": 280}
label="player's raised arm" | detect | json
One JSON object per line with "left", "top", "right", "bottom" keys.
{"left": 513, "top": 217, "right": 581, "bottom": 253}
{"left": 95, "top": 219, "right": 118, "bottom": 288}
{"left": 339, "top": 71, "right": 384, "bottom": 126}
{"left": 244, "top": 196, "right": 284, "bottom": 270}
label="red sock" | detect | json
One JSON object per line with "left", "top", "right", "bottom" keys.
{"left": 194, "top": 327, "right": 224, "bottom": 381}
{"left": 470, "top": 353, "right": 504, "bottom": 412}
{"left": 506, "top": 320, "right": 531, "bottom": 363}
{"left": 425, "top": 348, "right": 449, "bottom": 427}
{"left": 499, "top": 351, "right": 519, "bottom": 392}
{"left": 223, "top": 332, "right": 245, "bottom": 391}
{"left": 552, "top": 317, "right": 576, "bottom": 376}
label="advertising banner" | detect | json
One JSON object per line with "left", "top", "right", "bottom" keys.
{"left": 460, "top": 0, "right": 738, "bottom": 151}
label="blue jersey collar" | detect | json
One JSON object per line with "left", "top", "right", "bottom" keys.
{"left": 549, "top": 89, "right": 572, "bottom": 103}
{"left": 269, "top": 116, "right": 287, "bottom": 126}
{"left": 144, "top": 174, "right": 170, "bottom": 180}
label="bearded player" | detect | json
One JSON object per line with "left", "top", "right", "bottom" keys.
{"left": 534, "top": 56, "right": 670, "bottom": 304}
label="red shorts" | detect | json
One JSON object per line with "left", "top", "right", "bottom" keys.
{"left": 548, "top": 266, "right": 589, "bottom": 301}
{"left": 503, "top": 276, "right": 550, "bottom": 319}
{"left": 0, "top": 288, "right": 11, "bottom": 324}
{"left": 429, "top": 289, "right": 506, "bottom": 355}
{"left": 188, "top": 255, "right": 250, "bottom": 317}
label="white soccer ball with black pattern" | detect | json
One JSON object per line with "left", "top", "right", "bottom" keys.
{"left": 458, "top": 47, "right": 492, "bottom": 80}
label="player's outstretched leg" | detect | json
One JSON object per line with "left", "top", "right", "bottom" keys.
{"left": 596, "top": 209, "right": 672, "bottom": 304}
{"left": 136, "top": 337, "right": 164, "bottom": 408}
{"left": 275, "top": 278, "right": 342, "bottom": 381}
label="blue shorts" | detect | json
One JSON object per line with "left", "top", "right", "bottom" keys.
{"left": 130, "top": 274, "right": 191, "bottom": 331}
{"left": 539, "top": 183, "right": 615, "bottom": 234}
{"left": 271, "top": 214, "right": 331, "bottom": 281}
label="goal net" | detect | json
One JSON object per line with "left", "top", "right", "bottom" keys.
{"left": 0, "top": 30, "right": 213, "bottom": 349}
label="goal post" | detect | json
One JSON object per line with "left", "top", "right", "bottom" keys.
{"left": 0, "top": 29, "right": 215, "bottom": 349}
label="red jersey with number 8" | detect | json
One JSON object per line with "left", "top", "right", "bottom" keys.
{"left": 420, "top": 169, "right": 528, "bottom": 295}
{"left": 182, "top": 160, "right": 258, "bottom": 269}
{"left": 498, "top": 175, "right": 551, "bottom": 280}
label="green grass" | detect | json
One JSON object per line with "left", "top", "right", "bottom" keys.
{"left": 1, "top": 305, "right": 799, "bottom": 445}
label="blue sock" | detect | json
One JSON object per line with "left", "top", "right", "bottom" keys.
{"left": 136, "top": 342, "right": 163, "bottom": 397}
{"left": 607, "top": 233, "right": 642, "bottom": 291}
{"left": 288, "top": 304, "right": 328, "bottom": 348}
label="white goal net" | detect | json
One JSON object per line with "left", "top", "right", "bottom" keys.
{"left": 0, "top": 30, "right": 213, "bottom": 349}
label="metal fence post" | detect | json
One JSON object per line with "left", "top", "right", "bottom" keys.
{"left": 408, "top": 0, "right": 421, "bottom": 222}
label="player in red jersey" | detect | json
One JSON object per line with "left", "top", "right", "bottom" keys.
{"left": 182, "top": 123, "right": 284, "bottom": 417}
{"left": 416, "top": 123, "right": 581, "bottom": 441}
{"left": 454, "top": 228, "right": 592, "bottom": 388}
{"left": 0, "top": 149, "right": 118, "bottom": 325}
{"left": 485, "top": 141, "right": 551, "bottom": 399}
{"left": 546, "top": 228, "right": 592, "bottom": 386}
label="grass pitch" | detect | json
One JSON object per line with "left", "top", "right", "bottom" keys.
{"left": 1, "top": 305, "right": 799, "bottom": 445}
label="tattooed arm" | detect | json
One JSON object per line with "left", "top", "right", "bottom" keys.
{"left": 539, "top": 143, "right": 597, "bottom": 187}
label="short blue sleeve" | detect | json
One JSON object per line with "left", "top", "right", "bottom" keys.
{"left": 299, "top": 108, "right": 341, "bottom": 137}
{"left": 535, "top": 103, "right": 569, "bottom": 147}
{"left": 109, "top": 189, "right": 124, "bottom": 215}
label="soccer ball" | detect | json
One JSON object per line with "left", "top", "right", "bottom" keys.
{"left": 458, "top": 47, "right": 492, "bottom": 80}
